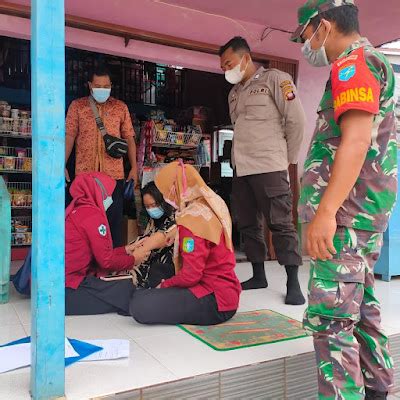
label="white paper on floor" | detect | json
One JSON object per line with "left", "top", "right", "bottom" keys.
{"left": 0, "top": 338, "right": 79, "bottom": 374}
{"left": 82, "top": 339, "right": 130, "bottom": 361}
{"left": 0, "top": 338, "right": 129, "bottom": 374}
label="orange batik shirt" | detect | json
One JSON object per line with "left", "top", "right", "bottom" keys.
{"left": 66, "top": 96, "right": 135, "bottom": 180}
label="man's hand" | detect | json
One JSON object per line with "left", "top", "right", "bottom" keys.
{"left": 133, "top": 247, "right": 151, "bottom": 266}
{"left": 65, "top": 168, "right": 71, "bottom": 183}
{"left": 306, "top": 110, "right": 373, "bottom": 261}
{"left": 126, "top": 168, "right": 138, "bottom": 188}
{"left": 306, "top": 211, "right": 337, "bottom": 261}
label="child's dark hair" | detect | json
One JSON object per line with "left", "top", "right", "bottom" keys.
{"left": 141, "top": 182, "right": 174, "bottom": 217}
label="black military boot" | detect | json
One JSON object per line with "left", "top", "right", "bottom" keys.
{"left": 365, "top": 388, "right": 388, "bottom": 400}
{"left": 285, "top": 265, "right": 305, "bottom": 305}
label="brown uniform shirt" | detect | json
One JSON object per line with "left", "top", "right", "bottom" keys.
{"left": 229, "top": 67, "right": 306, "bottom": 177}
{"left": 66, "top": 96, "right": 135, "bottom": 180}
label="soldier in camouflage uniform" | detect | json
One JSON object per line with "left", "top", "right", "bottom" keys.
{"left": 291, "top": 1, "right": 397, "bottom": 399}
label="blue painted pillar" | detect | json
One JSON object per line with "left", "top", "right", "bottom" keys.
{"left": 30, "top": 0, "right": 66, "bottom": 399}
{"left": 375, "top": 150, "right": 400, "bottom": 282}
{"left": 0, "top": 176, "right": 11, "bottom": 304}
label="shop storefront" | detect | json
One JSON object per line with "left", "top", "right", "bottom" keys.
{"left": 0, "top": 33, "right": 299, "bottom": 261}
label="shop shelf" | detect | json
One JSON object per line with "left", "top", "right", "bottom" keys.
{"left": 0, "top": 146, "right": 32, "bottom": 173}
{"left": 7, "top": 181, "right": 32, "bottom": 209}
{"left": 0, "top": 132, "right": 32, "bottom": 140}
{"left": 11, "top": 233, "right": 32, "bottom": 247}
{"left": 11, "top": 215, "right": 32, "bottom": 247}
{"left": 0, "top": 117, "right": 32, "bottom": 137}
{"left": 153, "top": 129, "right": 202, "bottom": 148}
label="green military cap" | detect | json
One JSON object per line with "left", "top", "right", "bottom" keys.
{"left": 290, "top": 0, "right": 355, "bottom": 43}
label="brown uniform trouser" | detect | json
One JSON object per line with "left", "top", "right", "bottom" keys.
{"left": 232, "top": 170, "right": 302, "bottom": 266}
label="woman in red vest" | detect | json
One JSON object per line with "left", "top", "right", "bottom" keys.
{"left": 130, "top": 162, "right": 241, "bottom": 325}
{"left": 65, "top": 172, "right": 149, "bottom": 315}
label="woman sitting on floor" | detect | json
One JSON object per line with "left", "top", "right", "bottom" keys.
{"left": 125, "top": 182, "right": 177, "bottom": 288}
{"left": 130, "top": 161, "right": 242, "bottom": 326}
{"left": 65, "top": 172, "right": 149, "bottom": 316}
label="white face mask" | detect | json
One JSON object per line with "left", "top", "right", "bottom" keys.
{"left": 95, "top": 178, "right": 114, "bottom": 211}
{"left": 103, "top": 196, "right": 113, "bottom": 212}
{"left": 301, "top": 22, "right": 330, "bottom": 67}
{"left": 225, "top": 57, "right": 248, "bottom": 85}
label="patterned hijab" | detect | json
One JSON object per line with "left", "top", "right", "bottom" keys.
{"left": 155, "top": 161, "right": 233, "bottom": 270}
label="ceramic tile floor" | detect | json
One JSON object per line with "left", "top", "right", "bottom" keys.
{"left": 1, "top": 261, "right": 400, "bottom": 400}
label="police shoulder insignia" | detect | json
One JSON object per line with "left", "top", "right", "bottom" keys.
{"left": 98, "top": 224, "right": 107, "bottom": 237}
{"left": 339, "top": 64, "right": 356, "bottom": 82}
{"left": 280, "top": 80, "right": 296, "bottom": 101}
{"left": 182, "top": 237, "right": 195, "bottom": 253}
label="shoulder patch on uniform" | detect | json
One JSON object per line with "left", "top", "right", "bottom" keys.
{"left": 182, "top": 237, "right": 195, "bottom": 253}
{"left": 336, "top": 54, "right": 358, "bottom": 68}
{"left": 98, "top": 224, "right": 107, "bottom": 237}
{"left": 280, "top": 80, "right": 296, "bottom": 101}
{"left": 338, "top": 64, "right": 356, "bottom": 82}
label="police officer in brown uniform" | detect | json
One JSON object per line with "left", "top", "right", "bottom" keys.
{"left": 219, "top": 37, "right": 306, "bottom": 305}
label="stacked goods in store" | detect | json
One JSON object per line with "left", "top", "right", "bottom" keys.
{"left": 0, "top": 101, "right": 31, "bottom": 136}
{"left": 9, "top": 188, "right": 32, "bottom": 208}
{"left": 155, "top": 150, "right": 197, "bottom": 166}
{"left": 148, "top": 110, "right": 202, "bottom": 148}
{"left": 1, "top": 99, "right": 33, "bottom": 251}
{"left": 11, "top": 217, "right": 32, "bottom": 246}
{"left": 0, "top": 147, "right": 32, "bottom": 172}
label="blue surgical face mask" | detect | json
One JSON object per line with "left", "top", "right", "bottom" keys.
{"left": 147, "top": 206, "right": 164, "bottom": 220}
{"left": 92, "top": 88, "right": 111, "bottom": 104}
{"left": 301, "top": 22, "right": 331, "bottom": 67}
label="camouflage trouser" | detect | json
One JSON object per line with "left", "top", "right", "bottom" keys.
{"left": 304, "top": 227, "right": 394, "bottom": 400}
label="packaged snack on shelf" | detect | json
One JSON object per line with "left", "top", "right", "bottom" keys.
{"left": 24, "top": 232, "right": 32, "bottom": 245}
{"left": 16, "top": 148, "right": 27, "bottom": 158}
{"left": 3, "top": 157, "right": 15, "bottom": 170}
{"left": 22, "top": 158, "right": 32, "bottom": 172}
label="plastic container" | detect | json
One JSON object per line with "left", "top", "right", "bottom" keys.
{"left": 3, "top": 157, "right": 15, "bottom": 170}
{"left": 11, "top": 109, "right": 19, "bottom": 119}
{"left": 0, "top": 177, "right": 11, "bottom": 304}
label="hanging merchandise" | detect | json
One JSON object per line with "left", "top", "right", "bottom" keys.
{"left": 196, "top": 139, "right": 211, "bottom": 167}
{"left": 137, "top": 120, "right": 156, "bottom": 179}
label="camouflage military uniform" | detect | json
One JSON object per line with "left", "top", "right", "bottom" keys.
{"left": 292, "top": 3, "right": 397, "bottom": 398}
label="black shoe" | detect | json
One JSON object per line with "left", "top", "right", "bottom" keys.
{"left": 285, "top": 265, "right": 305, "bottom": 305}
{"left": 241, "top": 277, "right": 268, "bottom": 291}
{"left": 365, "top": 388, "right": 388, "bottom": 400}
{"left": 241, "top": 263, "right": 268, "bottom": 290}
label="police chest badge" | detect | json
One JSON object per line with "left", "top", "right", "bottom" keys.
{"left": 280, "top": 80, "right": 296, "bottom": 101}
{"left": 182, "top": 237, "right": 195, "bottom": 253}
{"left": 98, "top": 224, "right": 107, "bottom": 237}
